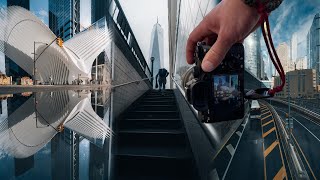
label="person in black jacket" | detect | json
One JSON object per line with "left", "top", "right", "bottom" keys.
{"left": 155, "top": 68, "right": 169, "bottom": 92}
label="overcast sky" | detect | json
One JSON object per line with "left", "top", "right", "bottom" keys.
{"left": 80, "top": 0, "right": 169, "bottom": 69}
{"left": 119, "top": 0, "right": 169, "bottom": 70}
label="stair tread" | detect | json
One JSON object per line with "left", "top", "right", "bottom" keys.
{"left": 143, "top": 97, "right": 174, "bottom": 99}
{"left": 114, "top": 89, "right": 199, "bottom": 179}
{"left": 117, "top": 146, "right": 192, "bottom": 159}
{"left": 119, "top": 129, "right": 184, "bottom": 134}
{"left": 129, "top": 110, "right": 177, "bottom": 113}
{"left": 124, "top": 118, "right": 180, "bottom": 121}
{"left": 137, "top": 104, "right": 176, "bottom": 107}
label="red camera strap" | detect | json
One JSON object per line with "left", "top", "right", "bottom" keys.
{"left": 258, "top": 4, "right": 286, "bottom": 96}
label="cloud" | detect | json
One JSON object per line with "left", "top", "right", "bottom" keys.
{"left": 295, "top": 13, "right": 314, "bottom": 43}
{"left": 38, "top": 9, "right": 48, "bottom": 17}
{"left": 32, "top": 8, "right": 48, "bottom": 25}
{"left": 272, "top": 1, "right": 296, "bottom": 38}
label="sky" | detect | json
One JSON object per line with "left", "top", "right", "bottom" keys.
{"left": 30, "top": 0, "right": 49, "bottom": 25}
{"left": 3, "top": 0, "right": 317, "bottom": 74}
{"left": 264, "top": 0, "right": 320, "bottom": 55}
{"left": 119, "top": 0, "right": 169, "bottom": 70}
{"left": 0, "top": 0, "right": 168, "bottom": 73}
{"left": 79, "top": 0, "right": 169, "bottom": 69}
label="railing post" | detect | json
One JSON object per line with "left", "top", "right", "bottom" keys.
{"left": 151, "top": 57, "right": 154, "bottom": 87}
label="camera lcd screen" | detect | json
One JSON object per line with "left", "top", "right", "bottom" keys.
{"left": 211, "top": 74, "right": 243, "bottom": 121}
{"left": 213, "top": 74, "right": 240, "bottom": 102}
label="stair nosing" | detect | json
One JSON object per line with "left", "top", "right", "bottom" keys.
{"left": 124, "top": 118, "right": 181, "bottom": 121}
{"left": 129, "top": 110, "right": 178, "bottom": 113}
{"left": 118, "top": 129, "right": 184, "bottom": 134}
{"left": 115, "top": 153, "right": 191, "bottom": 159}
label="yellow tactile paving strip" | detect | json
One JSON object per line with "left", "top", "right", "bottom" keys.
{"left": 259, "top": 103, "right": 288, "bottom": 180}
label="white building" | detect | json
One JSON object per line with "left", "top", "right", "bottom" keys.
{"left": 0, "top": 6, "right": 111, "bottom": 85}
{"left": 290, "top": 33, "right": 298, "bottom": 62}
{"left": 148, "top": 20, "right": 164, "bottom": 87}
{"left": 296, "top": 56, "right": 308, "bottom": 70}
{"left": 276, "top": 42, "right": 290, "bottom": 73}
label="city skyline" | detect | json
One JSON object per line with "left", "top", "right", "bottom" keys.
{"left": 261, "top": 0, "right": 320, "bottom": 79}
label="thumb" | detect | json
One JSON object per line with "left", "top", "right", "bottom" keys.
{"left": 201, "top": 35, "right": 233, "bottom": 72}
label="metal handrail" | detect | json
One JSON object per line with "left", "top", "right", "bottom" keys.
{"left": 263, "top": 101, "right": 308, "bottom": 179}
{"left": 112, "top": 77, "right": 153, "bottom": 89}
{"left": 170, "top": 75, "right": 250, "bottom": 149}
{"left": 272, "top": 98, "right": 320, "bottom": 121}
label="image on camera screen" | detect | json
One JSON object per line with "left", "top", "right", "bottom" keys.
{"left": 213, "top": 75, "right": 240, "bottom": 104}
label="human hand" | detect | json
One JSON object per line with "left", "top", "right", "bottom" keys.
{"left": 186, "top": 0, "right": 261, "bottom": 72}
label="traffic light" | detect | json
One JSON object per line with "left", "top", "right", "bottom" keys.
{"left": 56, "top": 37, "right": 63, "bottom": 47}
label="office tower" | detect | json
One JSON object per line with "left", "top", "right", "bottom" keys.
{"left": 148, "top": 20, "right": 164, "bottom": 87}
{"left": 308, "top": 13, "right": 320, "bottom": 84}
{"left": 51, "top": 129, "right": 79, "bottom": 180}
{"left": 91, "top": 0, "right": 110, "bottom": 23}
{"left": 5, "top": 0, "right": 30, "bottom": 80}
{"left": 276, "top": 42, "right": 290, "bottom": 73}
{"left": 49, "top": 0, "right": 80, "bottom": 41}
{"left": 14, "top": 156, "right": 34, "bottom": 177}
{"left": 290, "top": 33, "right": 298, "bottom": 62}
{"left": 243, "top": 30, "right": 262, "bottom": 79}
{"left": 7, "top": 0, "right": 29, "bottom": 9}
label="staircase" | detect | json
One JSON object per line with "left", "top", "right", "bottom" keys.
{"left": 114, "top": 89, "right": 199, "bottom": 180}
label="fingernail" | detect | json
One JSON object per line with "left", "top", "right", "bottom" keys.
{"left": 202, "top": 61, "right": 214, "bottom": 72}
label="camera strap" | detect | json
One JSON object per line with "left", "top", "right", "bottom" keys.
{"left": 245, "top": 4, "right": 286, "bottom": 99}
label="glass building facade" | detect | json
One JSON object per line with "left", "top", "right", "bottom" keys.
{"left": 49, "top": 0, "right": 80, "bottom": 41}
{"left": 243, "top": 30, "right": 262, "bottom": 79}
{"left": 5, "top": 0, "right": 30, "bottom": 82}
{"left": 307, "top": 13, "right": 320, "bottom": 84}
{"left": 91, "top": 0, "right": 110, "bottom": 23}
{"left": 7, "top": 0, "right": 29, "bottom": 9}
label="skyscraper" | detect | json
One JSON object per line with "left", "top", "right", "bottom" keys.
{"left": 51, "top": 129, "right": 79, "bottom": 180}
{"left": 308, "top": 13, "right": 320, "bottom": 84}
{"left": 7, "top": 0, "right": 29, "bottom": 9}
{"left": 290, "top": 33, "right": 298, "bottom": 62}
{"left": 49, "top": 0, "right": 80, "bottom": 41}
{"left": 148, "top": 20, "right": 164, "bottom": 87}
{"left": 5, "top": 0, "right": 30, "bottom": 80}
{"left": 91, "top": 0, "right": 109, "bottom": 23}
{"left": 276, "top": 42, "right": 290, "bottom": 73}
{"left": 243, "top": 30, "right": 262, "bottom": 79}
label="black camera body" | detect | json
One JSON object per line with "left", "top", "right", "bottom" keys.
{"left": 186, "top": 42, "right": 245, "bottom": 123}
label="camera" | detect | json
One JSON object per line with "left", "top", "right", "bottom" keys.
{"left": 185, "top": 42, "right": 245, "bottom": 123}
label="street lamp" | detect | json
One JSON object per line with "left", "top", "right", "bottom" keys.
{"left": 151, "top": 57, "right": 155, "bottom": 85}
{"left": 33, "top": 41, "right": 48, "bottom": 85}
{"left": 32, "top": 37, "right": 61, "bottom": 85}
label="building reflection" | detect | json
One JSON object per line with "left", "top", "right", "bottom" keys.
{"left": 0, "top": 89, "right": 112, "bottom": 179}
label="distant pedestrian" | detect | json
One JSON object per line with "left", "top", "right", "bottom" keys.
{"left": 155, "top": 68, "right": 169, "bottom": 92}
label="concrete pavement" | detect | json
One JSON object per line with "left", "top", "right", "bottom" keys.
{"left": 0, "top": 85, "right": 111, "bottom": 94}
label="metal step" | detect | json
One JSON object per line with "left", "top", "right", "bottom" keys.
{"left": 119, "top": 119, "right": 182, "bottom": 130}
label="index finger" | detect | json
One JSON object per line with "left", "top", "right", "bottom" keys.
{"left": 186, "top": 20, "right": 213, "bottom": 64}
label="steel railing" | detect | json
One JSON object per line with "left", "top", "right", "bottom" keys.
{"left": 170, "top": 75, "right": 250, "bottom": 150}
{"left": 112, "top": 77, "right": 153, "bottom": 89}
{"left": 262, "top": 101, "right": 309, "bottom": 179}
{"left": 271, "top": 98, "right": 320, "bottom": 122}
